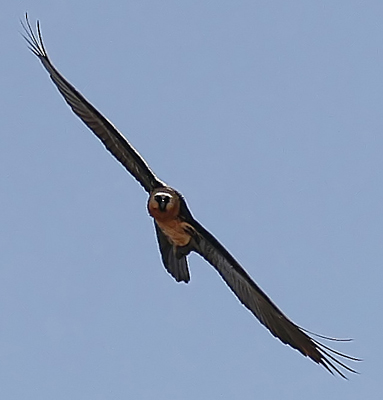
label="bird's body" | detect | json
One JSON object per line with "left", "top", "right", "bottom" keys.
{"left": 154, "top": 217, "right": 193, "bottom": 248}
{"left": 148, "top": 188, "right": 195, "bottom": 248}
{"left": 22, "top": 14, "right": 359, "bottom": 378}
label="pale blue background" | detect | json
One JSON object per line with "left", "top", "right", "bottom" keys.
{"left": 1, "top": 1, "right": 381, "bottom": 399}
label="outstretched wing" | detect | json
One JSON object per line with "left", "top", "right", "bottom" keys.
{"left": 187, "top": 218, "right": 359, "bottom": 378}
{"left": 21, "top": 14, "right": 165, "bottom": 194}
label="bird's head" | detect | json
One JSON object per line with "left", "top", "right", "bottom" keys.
{"left": 147, "top": 187, "right": 180, "bottom": 220}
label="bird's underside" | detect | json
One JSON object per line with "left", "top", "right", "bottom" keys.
{"left": 22, "top": 14, "right": 360, "bottom": 378}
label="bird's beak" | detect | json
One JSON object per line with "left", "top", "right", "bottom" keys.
{"left": 158, "top": 198, "right": 167, "bottom": 212}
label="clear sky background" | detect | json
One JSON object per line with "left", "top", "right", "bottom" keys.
{"left": 1, "top": 1, "right": 382, "bottom": 399}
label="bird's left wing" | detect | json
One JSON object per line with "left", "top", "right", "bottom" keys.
{"left": 188, "top": 218, "right": 359, "bottom": 378}
{"left": 21, "top": 14, "right": 165, "bottom": 194}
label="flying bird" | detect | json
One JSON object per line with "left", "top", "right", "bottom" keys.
{"left": 22, "top": 14, "right": 359, "bottom": 378}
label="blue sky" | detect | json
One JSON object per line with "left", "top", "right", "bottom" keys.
{"left": 1, "top": 1, "right": 382, "bottom": 399}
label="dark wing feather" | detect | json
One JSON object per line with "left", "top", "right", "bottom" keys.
{"left": 21, "top": 14, "right": 164, "bottom": 194}
{"left": 154, "top": 223, "right": 190, "bottom": 283}
{"left": 188, "top": 218, "right": 359, "bottom": 378}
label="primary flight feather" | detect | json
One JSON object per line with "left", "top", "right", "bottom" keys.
{"left": 22, "top": 14, "right": 359, "bottom": 378}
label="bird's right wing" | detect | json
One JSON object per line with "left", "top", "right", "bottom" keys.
{"left": 22, "top": 14, "right": 165, "bottom": 194}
